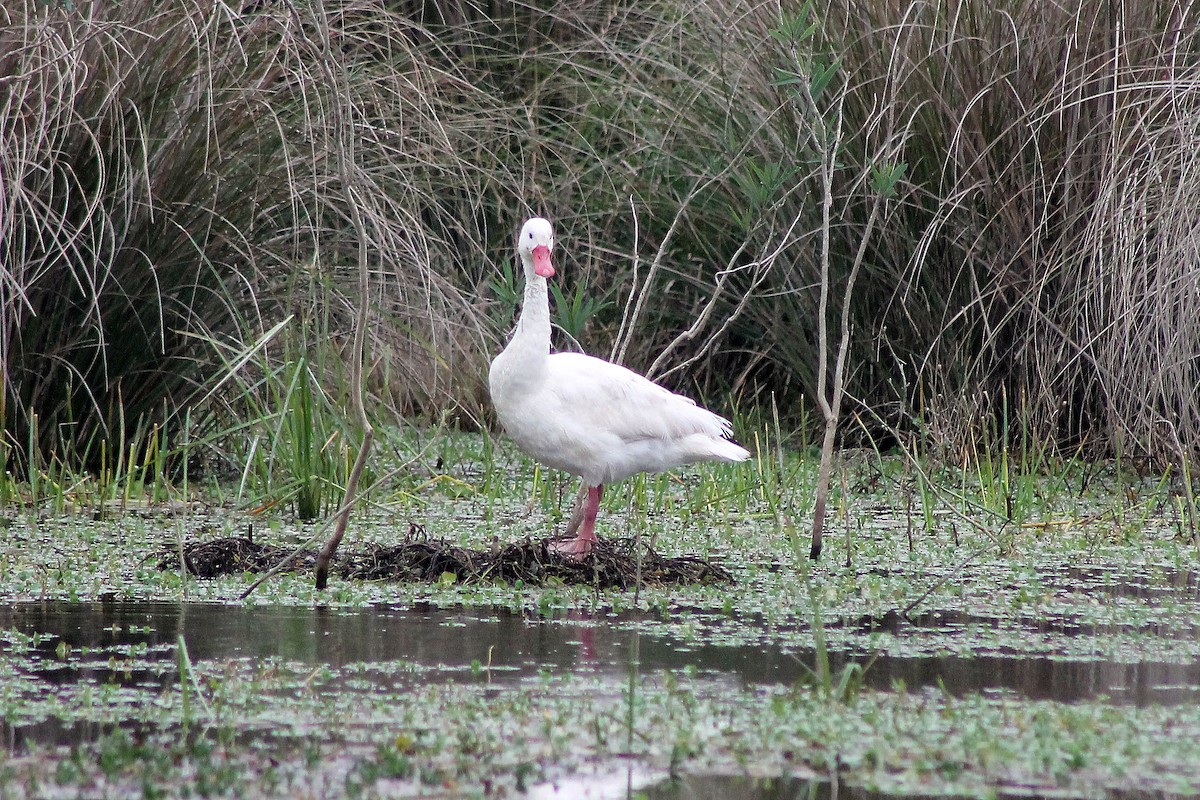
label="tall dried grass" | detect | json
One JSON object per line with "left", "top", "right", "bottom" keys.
{"left": 0, "top": 0, "right": 547, "bottom": 469}
{"left": 4, "top": 0, "right": 1200, "bottom": 476}
{"left": 567, "top": 0, "right": 1200, "bottom": 462}
{"left": 825, "top": 0, "right": 1200, "bottom": 461}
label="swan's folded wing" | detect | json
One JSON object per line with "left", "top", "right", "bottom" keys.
{"left": 544, "top": 352, "right": 733, "bottom": 444}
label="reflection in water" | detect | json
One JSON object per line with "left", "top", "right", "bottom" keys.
{"left": 0, "top": 598, "right": 1198, "bottom": 712}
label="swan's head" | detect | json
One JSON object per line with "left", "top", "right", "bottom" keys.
{"left": 517, "top": 217, "right": 555, "bottom": 278}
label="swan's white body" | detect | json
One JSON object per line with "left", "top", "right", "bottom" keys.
{"left": 489, "top": 217, "right": 750, "bottom": 558}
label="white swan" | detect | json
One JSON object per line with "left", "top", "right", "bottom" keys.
{"left": 489, "top": 217, "right": 750, "bottom": 559}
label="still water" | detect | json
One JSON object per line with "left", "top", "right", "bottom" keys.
{"left": 1, "top": 594, "right": 1197, "bottom": 798}
{"left": 0, "top": 598, "right": 1196, "bottom": 706}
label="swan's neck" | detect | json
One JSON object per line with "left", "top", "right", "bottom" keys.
{"left": 513, "top": 270, "right": 551, "bottom": 356}
{"left": 493, "top": 257, "right": 550, "bottom": 389}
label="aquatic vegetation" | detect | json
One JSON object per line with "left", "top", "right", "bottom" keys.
{"left": 0, "top": 430, "right": 1199, "bottom": 796}
{"left": 1, "top": 615, "right": 1199, "bottom": 797}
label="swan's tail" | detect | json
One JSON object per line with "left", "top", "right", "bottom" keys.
{"left": 684, "top": 433, "right": 751, "bottom": 464}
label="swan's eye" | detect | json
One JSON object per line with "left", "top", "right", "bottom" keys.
{"left": 528, "top": 232, "right": 533, "bottom": 239}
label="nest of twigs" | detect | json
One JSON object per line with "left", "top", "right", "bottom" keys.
{"left": 168, "top": 536, "right": 317, "bottom": 576}
{"left": 160, "top": 524, "right": 731, "bottom": 588}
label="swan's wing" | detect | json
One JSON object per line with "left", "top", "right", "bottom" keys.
{"left": 543, "top": 352, "right": 732, "bottom": 443}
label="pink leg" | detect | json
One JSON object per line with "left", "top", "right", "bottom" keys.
{"left": 563, "top": 484, "right": 589, "bottom": 536}
{"left": 551, "top": 484, "right": 603, "bottom": 560}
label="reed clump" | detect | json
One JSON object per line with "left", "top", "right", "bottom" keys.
{"left": 0, "top": 0, "right": 546, "bottom": 475}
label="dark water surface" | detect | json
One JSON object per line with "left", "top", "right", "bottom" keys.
{"left": 0, "top": 597, "right": 1196, "bottom": 708}
{"left": 2, "top": 594, "right": 1198, "bottom": 798}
